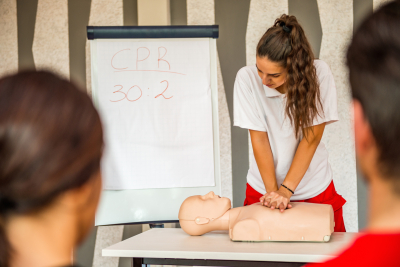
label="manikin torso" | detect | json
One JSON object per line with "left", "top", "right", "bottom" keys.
{"left": 179, "top": 192, "right": 334, "bottom": 242}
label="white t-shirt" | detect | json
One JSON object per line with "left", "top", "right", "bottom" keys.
{"left": 233, "top": 60, "right": 338, "bottom": 200}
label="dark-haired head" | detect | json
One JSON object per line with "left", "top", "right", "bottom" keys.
{"left": 256, "top": 14, "right": 322, "bottom": 138}
{"left": 0, "top": 71, "right": 103, "bottom": 267}
{"left": 347, "top": 0, "right": 400, "bottom": 193}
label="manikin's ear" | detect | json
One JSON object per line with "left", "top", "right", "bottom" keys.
{"left": 353, "top": 100, "right": 375, "bottom": 157}
{"left": 194, "top": 217, "right": 210, "bottom": 225}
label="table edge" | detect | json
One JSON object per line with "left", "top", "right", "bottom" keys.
{"left": 102, "top": 249, "right": 336, "bottom": 263}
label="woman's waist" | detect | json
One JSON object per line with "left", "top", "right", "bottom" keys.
{"left": 247, "top": 160, "right": 333, "bottom": 199}
{"left": 249, "top": 146, "right": 331, "bottom": 180}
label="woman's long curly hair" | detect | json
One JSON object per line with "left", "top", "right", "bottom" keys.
{"left": 257, "top": 14, "right": 323, "bottom": 139}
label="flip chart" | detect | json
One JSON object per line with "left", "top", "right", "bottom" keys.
{"left": 92, "top": 38, "right": 215, "bottom": 190}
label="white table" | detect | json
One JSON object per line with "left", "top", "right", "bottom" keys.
{"left": 103, "top": 228, "right": 357, "bottom": 266}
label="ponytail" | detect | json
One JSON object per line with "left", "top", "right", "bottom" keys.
{"left": 256, "top": 14, "right": 322, "bottom": 138}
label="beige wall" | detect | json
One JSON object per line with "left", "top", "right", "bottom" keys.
{"left": 32, "top": 0, "right": 69, "bottom": 79}
{"left": 0, "top": 0, "right": 18, "bottom": 76}
{"left": 138, "top": 0, "right": 170, "bottom": 25}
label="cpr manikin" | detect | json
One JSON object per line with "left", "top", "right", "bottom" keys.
{"left": 178, "top": 192, "right": 334, "bottom": 242}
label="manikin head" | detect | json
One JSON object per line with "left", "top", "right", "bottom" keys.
{"left": 179, "top": 192, "right": 231, "bottom": 235}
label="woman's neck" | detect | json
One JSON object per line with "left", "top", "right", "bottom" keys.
{"left": 7, "top": 210, "right": 76, "bottom": 267}
{"left": 275, "top": 83, "right": 287, "bottom": 94}
{"left": 367, "top": 177, "right": 400, "bottom": 233}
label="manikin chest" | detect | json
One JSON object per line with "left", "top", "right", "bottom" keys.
{"left": 228, "top": 202, "right": 334, "bottom": 242}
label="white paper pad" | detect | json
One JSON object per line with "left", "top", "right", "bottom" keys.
{"left": 93, "top": 39, "right": 215, "bottom": 190}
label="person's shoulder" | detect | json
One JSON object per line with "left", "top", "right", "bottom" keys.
{"left": 306, "top": 233, "right": 400, "bottom": 266}
{"left": 313, "top": 59, "right": 335, "bottom": 94}
{"left": 313, "top": 59, "right": 331, "bottom": 77}
{"left": 235, "top": 65, "right": 260, "bottom": 93}
{"left": 236, "top": 65, "right": 258, "bottom": 80}
{"left": 336, "top": 233, "right": 400, "bottom": 264}
{"left": 353, "top": 232, "right": 400, "bottom": 246}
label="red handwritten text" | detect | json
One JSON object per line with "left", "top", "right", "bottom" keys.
{"left": 155, "top": 80, "right": 173, "bottom": 99}
{"left": 109, "top": 47, "right": 185, "bottom": 75}
{"left": 158, "top": 47, "right": 170, "bottom": 70}
{"left": 136, "top": 47, "right": 150, "bottom": 70}
{"left": 111, "top": 49, "right": 130, "bottom": 70}
{"left": 110, "top": 85, "right": 142, "bottom": 102}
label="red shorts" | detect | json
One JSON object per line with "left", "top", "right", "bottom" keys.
{"left": 244, "top": 181, "right": 347, "bottom": 232}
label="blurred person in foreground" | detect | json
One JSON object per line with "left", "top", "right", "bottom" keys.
{"left": 307, "top": 1, "right": 400, "bottom": 266}
{"left": 0, "top": 71, "right": 103, "bottom": 267}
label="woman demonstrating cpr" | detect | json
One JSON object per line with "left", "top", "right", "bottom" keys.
{"left": 234, "top": 14, "right": 346, "bottom": 232}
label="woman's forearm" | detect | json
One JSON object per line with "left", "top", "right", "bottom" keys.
{"left": 249, "top": 130, "right": 278, "bottom": 192}
{"left": 281, "top": 123, "right": 326, "bottom": 193}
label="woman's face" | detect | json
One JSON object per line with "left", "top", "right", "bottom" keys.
{"left": 256, "top": 56, "right": 287, "bottom": 90}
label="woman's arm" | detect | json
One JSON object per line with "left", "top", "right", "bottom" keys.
{"left": 249, "top": 129, "right": 278, "bottom": 193}
{"left": 280, "top": 123, "right": 326, "bottom": 194}
{"left": 263, "top": 123, "right": 326, "bottom": 211}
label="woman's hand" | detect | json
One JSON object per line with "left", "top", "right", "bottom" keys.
{"left": 259, "top": 187, "right": 293, "bottom": 212}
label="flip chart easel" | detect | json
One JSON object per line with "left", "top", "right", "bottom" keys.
{"left": 87, "top": 26, "right": 221, "bottom": 226}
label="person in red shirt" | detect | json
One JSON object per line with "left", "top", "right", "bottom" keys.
{"left": 307, "top": 1, "right": 400, "bottom": 266}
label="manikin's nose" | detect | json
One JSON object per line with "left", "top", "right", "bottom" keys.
{"left": 204, "top": 191, "right": 215, "bottom": 198}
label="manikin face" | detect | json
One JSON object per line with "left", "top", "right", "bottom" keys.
{"left": 256, "top": 56, "right": 287, "bottom": 90}
{"left": 178, "top": 191, "right": 231, "bottom": 221}
{"left": 199, "top": 191, "right": 231, "bottom": 211}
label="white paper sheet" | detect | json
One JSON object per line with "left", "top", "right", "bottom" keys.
{"left": 93, "top": 38, "right": 215, "bottom": 190}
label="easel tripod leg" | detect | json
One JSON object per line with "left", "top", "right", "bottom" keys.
{"left": 132, "top": 257, "right": 144, "bottom": 267}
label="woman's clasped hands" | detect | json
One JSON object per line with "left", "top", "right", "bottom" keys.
{"left": 260, "top": 187, "right": 293, "bottom": 212}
